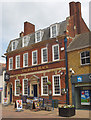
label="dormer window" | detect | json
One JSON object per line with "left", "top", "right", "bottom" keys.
{"left": 12, "top": 41, "right": 15, "bottom": 50}
{"left": 35, "top": 30, "right": 42, "bottom": 43}
{"left": 50, "top": 24, "right": 58, "bottom": 38}
{"left": 12, "top": 41, "right": 17, "bottom": 51}
{"left": 22, "top": 36, "right": 29, "bottom": 47}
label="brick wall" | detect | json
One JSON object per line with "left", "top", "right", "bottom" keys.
{"left": 68, "top": 47, "right": 91, "bottom": 104}
{"left": 7, "top": 37, "right": 65, "bottom": 71}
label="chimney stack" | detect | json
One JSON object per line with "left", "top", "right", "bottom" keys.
{"left": 69, "top": 2, "right": 81, "bottom": 16}
{"left": 24, "top": 21, "right": 35, "bottom": 36}
{"left": 20, "top": 31, "right": 24, "bottom": 37}
{"left": 75, "top": 2, "right": 81, "bottom": 16}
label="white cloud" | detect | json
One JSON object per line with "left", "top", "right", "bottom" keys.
{"left": 0, "top": 0, "right": 90, "bottom": 62}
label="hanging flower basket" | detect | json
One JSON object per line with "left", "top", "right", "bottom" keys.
{"left": 17, "top": 84, "right": 21, "bottom": 87}
{"left": 59, "top": 105, "right": 75, "bottom": 117}
{"left": 47, "top": 81, "right": 51, "bottom": 85}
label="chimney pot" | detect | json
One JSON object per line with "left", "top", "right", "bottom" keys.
{"left": 20, "top": 31, "right": 24, "bottom": 37}
{"left": 69, "top": 1, "right": 81, "bottom": 16}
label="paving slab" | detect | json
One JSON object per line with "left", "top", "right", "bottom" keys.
{"left": 0, "top": 105, "right": 91, "bottom": 119}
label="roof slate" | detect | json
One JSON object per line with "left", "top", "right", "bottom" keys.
{"left": 7, "top": 19, "right": 68, "bottom": 53}
{"left": 67, "top": 32, "right": 91, "bottom": 52}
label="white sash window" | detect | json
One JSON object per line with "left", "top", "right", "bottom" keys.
{"left": 23, "top": 79, "right": 28, "bottom": 95}
{"left": 9, "top": 57, "right": 13, "bottom": 70}
{"left": 52, "top": 44, "right": 59, "bottom": 61}
{"left": 23, "top": 53, "right": 28, "bottom": 67}
{"left": 41, "top": 47, "right": 48, "bottom": 63}
{"left": 53, "top": 75, "right": 61, "bottom": 96}
{"left": 32, "top": 50, "right": 37, "bottom": 65}
{"left": 16, "top": 55, "right": 20, "bottom": 69}
{"left": 41, "top": 76, "right": 48, "bottom": 96}
{"left": 15, "top": 80, "right": 20, "bottom": 96}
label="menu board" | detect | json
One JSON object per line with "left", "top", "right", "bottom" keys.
{"left": 81, "top": 90, "right": 90, "bottom": 105}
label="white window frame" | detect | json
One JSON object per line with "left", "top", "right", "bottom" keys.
{"left": 32, "top": 50, "right": 37, "bottom": 65}
{"left": 52, "top": 75, "right": 61, "bottom": 96}
{"left": 50, "top": 24, "right": 58, "bottom": 38}
{"left": 9, "top": 57, "right": 13, "bottom": 70}
{"left": 23, "top": 79, "right": 28, "bottom": 96}
{"left": 15, "top": 55, "right": 20, "bottom": 69}
{"left": 12, "top": 40, "right": 18, "bottom": 51}
{"left": 41, "top": 47, "right": 48, "bottom": 64}
{"left": 22, "top": 36, "right": 29, "bottom": 47}
{"left": 12, "top": 41, "right": 16, "bottom": 51}
{"left": 23, "top": 53, "right": 28, "bottom": 67}
{"left": 15, "top": 79, "right": 20, "bottom": 96}
{"left": 52, "top": 44, "right": 59, "bottom": 61}
{"left": 80, "top": 51, "right": 90, "bottom": 65}
{"left": 41, "top": 76, "right": 48, "bottom": 96}
{"left": 35, "top": 30, "right": 42, "bottom": 43}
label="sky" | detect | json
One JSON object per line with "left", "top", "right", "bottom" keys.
{"left": 0, "top": 0, "right": 90, "bottom": 63}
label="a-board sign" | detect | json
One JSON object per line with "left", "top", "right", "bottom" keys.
{"left": 16, "top": 100, "right": 22, "bottom": 110}
{"left": 3, "top": 98, "right": 8, "bottom": 105}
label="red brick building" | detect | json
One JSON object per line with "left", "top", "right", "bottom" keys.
{"left": 5, "top": 2, "right": 89, "bottom": 104}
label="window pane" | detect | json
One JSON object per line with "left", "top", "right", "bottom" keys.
{"left": 81, "top": 52, "right": 85, "bottom": 58}
{"left": 81, "top": 59, "right": 85, "bottom": 64}
{"left": 86, "top": 51, "right": 90, "bottom": 57}
{"left": 86, "top": 58, "right": 90, "bottom": 64}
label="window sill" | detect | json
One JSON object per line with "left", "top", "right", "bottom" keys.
{"left": 53, "top": 59, "right": 59, "bottom": 62}
{"left": 52, "top": 94, "right": 61, "bottom": 96}
{"left": 15, "top": 95, "right": 20, "bottom": 96}
{"left": 80, "top": 63, "right": 91, "bottom": 67}
{"left": 41, "top": 95, "right": 48, "bottom": 96}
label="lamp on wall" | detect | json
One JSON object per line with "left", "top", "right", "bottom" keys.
{"left": 61, "top": 88, "right": 67, "bottom": 95}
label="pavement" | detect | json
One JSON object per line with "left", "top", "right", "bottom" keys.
{"left": 0, "top": 104, "right": 91, "bottom": 119}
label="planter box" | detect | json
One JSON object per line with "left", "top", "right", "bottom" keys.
{"left": 59, "top": 107, "right": 75, "bottom": 117}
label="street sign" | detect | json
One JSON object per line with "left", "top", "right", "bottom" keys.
{"left": 77, "top": 76, "right": 82, "bottom": 82}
